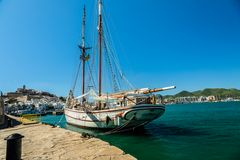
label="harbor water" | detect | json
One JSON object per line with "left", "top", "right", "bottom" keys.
{"left": 41, "top": 102, "right": 240, "bottom": 160}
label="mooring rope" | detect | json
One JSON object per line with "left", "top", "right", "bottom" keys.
{"left": 54, "top": 114, "right": 65, "bottom": 127}
{"left": 112, "top": 120, "right": 149, "bottom": 133}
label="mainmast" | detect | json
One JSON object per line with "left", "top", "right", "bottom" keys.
{"left": 98, "top": 0, "right": 103, "bottom": 97}
{"left": 79, "top": 5, "right": 90, "bottom": 97}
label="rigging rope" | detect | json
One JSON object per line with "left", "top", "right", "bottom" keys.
{"left": 102, "top": 11, "right": 135, "bottom": 90}
{"left": 103, "top": 35, "right": 120, "bottom": 92}
{"left": 86, "top": 61, "right": 97, "bottom": 91}
{"left": 72, "top": 61, "right": 82, "bottom": 93}
{"left": 104, "top": 35, "right": 123, "bottom": 91}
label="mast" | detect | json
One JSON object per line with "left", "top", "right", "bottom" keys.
{"left": 79, "top": 5, "right": 90, "bottom": 97}
{"left": 98, "top": 0, "right": 103, "bottom": 97}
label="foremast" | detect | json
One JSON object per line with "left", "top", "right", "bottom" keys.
{"left": 79, "top": 6, "right": 91, "bottom": 98}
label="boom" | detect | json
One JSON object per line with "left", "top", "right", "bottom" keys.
{"left": 109, "top": 86, "right": 176, "bottom": 98}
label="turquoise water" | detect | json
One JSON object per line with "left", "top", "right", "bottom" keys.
{"left": 41, "top": 102, "right": 240, "bottom": 160}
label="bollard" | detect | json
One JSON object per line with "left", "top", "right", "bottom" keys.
{"left": 4, "top": 133, "right": 24, "bottom": 160}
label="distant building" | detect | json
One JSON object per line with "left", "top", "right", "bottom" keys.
{"left": 16, "top": 96, "right": 29, "bottom": 103}
{"left": 175, "top": 96, "right": 198, "bottom": 103}
{"left": 207, "top": 96, "right": 216, "bottom": 102}
{"left": 198, "top": 96, "right": 207, "bottom": 102}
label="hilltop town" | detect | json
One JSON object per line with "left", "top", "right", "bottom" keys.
{"left": 2, "top": 85, "right": 65, "bottom": 116}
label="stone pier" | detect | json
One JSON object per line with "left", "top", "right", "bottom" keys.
{"left": 0, "top": 124, "right": 136, "bottom": 160}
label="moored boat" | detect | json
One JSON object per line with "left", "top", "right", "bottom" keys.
{"left": 64, "top": 0, "right": 176, "bottom": 130}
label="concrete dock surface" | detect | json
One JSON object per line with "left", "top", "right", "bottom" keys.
{"left": 0, "top": 124, "right": 136, "bottom": 160}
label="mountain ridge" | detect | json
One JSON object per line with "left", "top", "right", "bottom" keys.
{"left": 164, "top": 88, "right": 240, "bottom": 98}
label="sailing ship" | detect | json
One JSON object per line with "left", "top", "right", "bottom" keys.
{"left": 64, "top": 0, "right": 176, "bottom": 129}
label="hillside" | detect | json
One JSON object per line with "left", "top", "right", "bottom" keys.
{"left": 165, "top": 88, "right": 240, "bottom": 98}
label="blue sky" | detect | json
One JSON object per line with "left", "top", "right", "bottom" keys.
{"left": 0, "top": 0, "right": 240, "bottom": 96}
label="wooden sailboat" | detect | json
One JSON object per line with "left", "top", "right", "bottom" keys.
{"left": 64, "top": 0, "right": 176, "bottom": 129}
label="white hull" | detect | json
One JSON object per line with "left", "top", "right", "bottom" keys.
{"left": 64, "top": 104, "right": 165, "bottom": 129}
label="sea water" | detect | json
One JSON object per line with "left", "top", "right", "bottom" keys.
{"left": 41, "top": 102, "right": 240, "bottom": 160}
